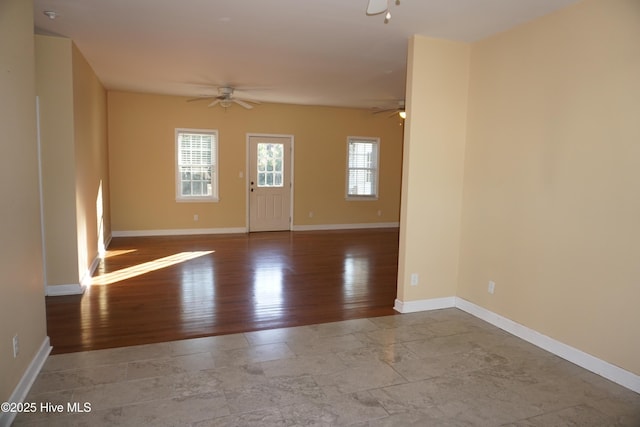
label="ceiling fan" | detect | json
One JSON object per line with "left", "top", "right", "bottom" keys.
{"left": 187, "top": 86, "right": 261, "bottom": 110}
{"left": 374, "top": 100, "right": 406, "bottom": 118}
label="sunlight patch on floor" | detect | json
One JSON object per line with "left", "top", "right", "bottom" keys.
{"left": 91, "top": 251, "right": 214, "bottom": 286}
{"left": 102, "top": 249, "right": 138, "bottom": 258}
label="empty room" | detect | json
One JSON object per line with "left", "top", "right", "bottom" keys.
{"left": 1, "top": 0, "right": 639, "bottom": 426}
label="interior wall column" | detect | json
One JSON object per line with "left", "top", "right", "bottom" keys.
{"left": 396, "top": 35, "right": 470, "bottom": 309}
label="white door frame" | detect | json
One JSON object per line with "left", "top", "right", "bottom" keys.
{"left": 245, "top": 133, "right": 294, "bottom": 231}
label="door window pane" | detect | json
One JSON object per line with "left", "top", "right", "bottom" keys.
{"left": 256, "top": 143, "right": 284, "bottom": 187}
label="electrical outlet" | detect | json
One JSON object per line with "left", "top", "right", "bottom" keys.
{"left": 410, "top": 273, "right": 419, "bottom": 286}
{"left": 308, "top": 211, "right": 314, "bottom": 218}
{"left": 488, "top": 280, "right": 495, "bottom": 294}
{"left": 193, "top": 214, "right": 199, "bottom": 221}
{"left": 377, "top": 210, "right": 382, "bottom": 216}
{"left": 12, "top": 334, "right": 19, "bottom": 358}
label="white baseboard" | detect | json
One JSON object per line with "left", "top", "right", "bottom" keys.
{"left": 104, "top": 233, "right": 112, "bottom": 248}
{"left": 112, "top": 227, "right": 248, "bottom": 237}
{"left": 113, "top": 224, "right": 399, "bottom": 236}
{"left": 292, "top": 222, "right": 399, "bottom": 231}
{"left": 47, "top": 251, "right": 101, "bottom": 296}
{"left": 454, "top": 298, "right": 640, "bottom": 394}
{"left": 80, "top": 254, "right": 101, "bottom": 287}
{"left": 393, "top": 296, "right": 640, "bottom": 394}
{"left": 0, "top": 337, "right": 51, "bottom": 427}
{"left": 394, "top": 297, "right": 455, "bottom": 313}
{"left": 46, "top": 283, "right": 85, "bottom": 296}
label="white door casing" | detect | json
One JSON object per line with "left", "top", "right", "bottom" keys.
{"left": 248, "top": 134, "right": 293, "bottom": 232}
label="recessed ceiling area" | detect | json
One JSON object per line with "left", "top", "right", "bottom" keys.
{"left": 33, "top": 0, "right": 580, "bottom": 109}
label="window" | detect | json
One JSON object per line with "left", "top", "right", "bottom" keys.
{"left": 346, "top": 137, "right": 379, "bottom": 199}
{"left": 175, "top": 129, "right": 218, "bottom": 202}
{"left": 257, "top": 143, "right": 284, "bottom": 187}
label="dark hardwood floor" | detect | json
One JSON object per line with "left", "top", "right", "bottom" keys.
{"left": 46, "top": 229, "right": 400, "bottom": 354}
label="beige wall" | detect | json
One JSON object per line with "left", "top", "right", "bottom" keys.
{"left": 458, "top": 0, "right": 640, "bottom": 375}
{"left": 72, "top": 43, "right": 110, "bottom": 279}
{"left": 398, "top": 0, "right": 639, "bottom": 376}
{"left": 0, "top": 0, "right": 48, "bottom": 401}
{"left": 35, "top": 35, "right": 79, "bottom": 286}
{"left": 108, "top": 92, "right": 404, "bottom": 232}
{"left": 397, "top": 36, "right": 470, "bottom": 302}
{"left": 35, "top": 35, "right": 109, "bottom": 288}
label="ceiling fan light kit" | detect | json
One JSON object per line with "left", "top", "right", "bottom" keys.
{"left": 43, "top": 10, "right": 58, "bottom": 20}
{"left": 367, "top": 0, "right": 400, "bottom": 23}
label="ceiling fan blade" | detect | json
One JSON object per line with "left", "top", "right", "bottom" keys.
{"left": 373, "top": 99, "right": 405, "bottom": 114}
{"left": 367, "top": 0, "right": 388, "bottom": 15}
{"left": 186, "top": 96, "right": 214, "bottom": 103}
{"left": 237, "top": 98, "right": 261, "bottom": 105}
{"left": 208, "top": 99, "right": 221, "bottom": 108}
{"left": 233, "top": 99, "right": 254, "bottom": 109}
{"left": 373, "top": 108, "right": 396, "bottom": 115}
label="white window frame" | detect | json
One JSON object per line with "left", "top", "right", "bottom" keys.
{"left": 345, "top": 136, "right": 379, "bottom": 200}
{"left": 175, "top": 128, "right": 219, "bottom": 202}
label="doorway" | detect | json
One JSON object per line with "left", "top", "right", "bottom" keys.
{"left": 247, "top": 134, "right": 293, "bottom": 232}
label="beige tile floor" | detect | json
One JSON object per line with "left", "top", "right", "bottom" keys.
{"left": 12, "top": 309, "right": 640, "bottom": 426}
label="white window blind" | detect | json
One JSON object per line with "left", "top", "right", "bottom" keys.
{"left": 346, "top": 137, "right": 379, "bottom": 199}
{"left": 175, "top": 129, "right": 218, "bottom": 201}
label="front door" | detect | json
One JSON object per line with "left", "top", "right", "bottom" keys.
{"left": 248, "top": 135, "right": 292, "bottom": 232}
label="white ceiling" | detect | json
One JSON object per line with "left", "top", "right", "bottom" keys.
{"left": 33, "top": 0, "right": 580, "bottom": 109}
